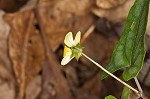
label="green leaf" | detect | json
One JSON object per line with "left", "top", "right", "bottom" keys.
{"left": 101, "top": 0, "right": 150, "bottom": 81}
{"left": 105, "top": 95, "right": 117, "bottom": 99}
{"left": 121, "top": 87, "right": 131, "bottom": 99}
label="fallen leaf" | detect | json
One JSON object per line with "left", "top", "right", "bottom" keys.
{"left": 5, "top": 10, "right": 44, "bottom": 99}
{"left": 92, "top": 0, "right": 135, "bottom": 22}
{"left": 96, "top": 0, "right": 126, "bottom": 9}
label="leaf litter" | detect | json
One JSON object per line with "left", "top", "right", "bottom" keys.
{"left": 0, "top": 0, "right": 149, "bottom": 99}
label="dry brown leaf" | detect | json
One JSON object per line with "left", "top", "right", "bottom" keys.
{"left": 96, "top": 0, "right": 127, "bottom": 9}
{"left": 92, "top": 0, "right": 135, "bottom": 22}
{"left": 5, "top": 10, "right": 44, "bottom": 99}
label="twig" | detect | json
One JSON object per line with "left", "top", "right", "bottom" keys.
{"left": 81, "top": 24, "right": 95, "bottom": 43}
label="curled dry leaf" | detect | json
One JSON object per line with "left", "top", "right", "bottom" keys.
{"left": 4, "top": 10, "right": 45, "bottom": 99}
{"left": 96, "top": 0, "right": 127, "bottom": 9}
{"left": 92, "top": 0, "right": 135, "bottom": 22}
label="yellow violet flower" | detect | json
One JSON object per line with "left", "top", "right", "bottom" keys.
{"left": 61, "top": 31, "right": 83, "bottom": 65}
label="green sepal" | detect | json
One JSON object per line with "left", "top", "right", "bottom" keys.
{"left": 71, "top": 44, "right": 84, "bottom": 61}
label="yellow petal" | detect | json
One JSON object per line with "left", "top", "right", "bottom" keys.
{"left": 63, "top": 46, "right": 72, "bottom": 57}
{"left": 64, "top": 32, "right": 74, "bottom": 47}
{"left": 61, "top": 55, "right": 73, "bottom": 65}
{"left": 74, "top": 31, "right": 81, "bottom": 45}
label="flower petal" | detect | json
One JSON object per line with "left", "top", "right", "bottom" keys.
{"left": 61, "top": 55, "right": 74, "bottom": 65}
{"left": 63, "top": 46, "right": 72, "bottom": 57}
{"left": 74, "top": 31, "right": 81, "bottom": 45}
{"left": 64, "top": 32, "right": 74, "bottom": 47}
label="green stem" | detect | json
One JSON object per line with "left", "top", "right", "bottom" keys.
{"left": 82, "top": 52, "right": 140, "bottom": 96}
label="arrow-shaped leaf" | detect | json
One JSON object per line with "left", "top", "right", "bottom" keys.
{"left": 101, "top": 0, "right": 150, "bottom": 81}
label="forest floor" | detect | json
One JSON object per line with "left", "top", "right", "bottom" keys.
{"left": 0, "top": 0, "right": 150, "bottom": 99}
